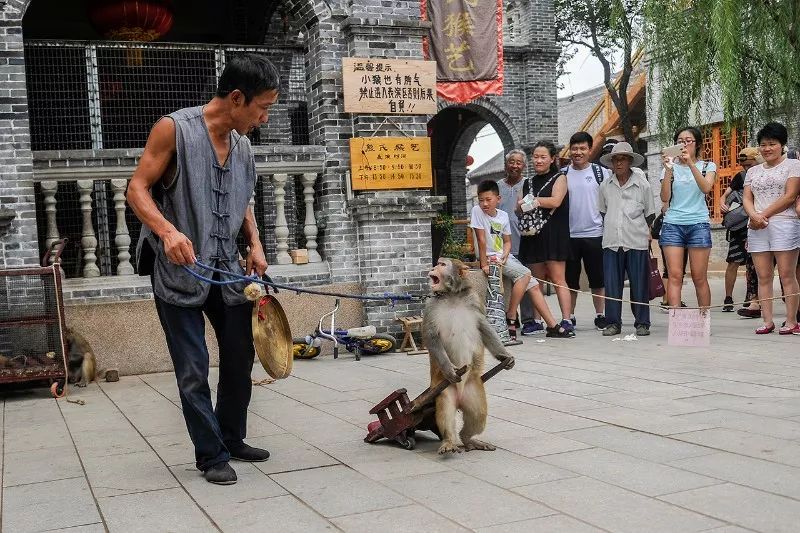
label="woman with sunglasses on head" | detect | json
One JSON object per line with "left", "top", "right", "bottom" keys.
{"left": 742, "top": 122, "right": 800, "bottom": 335}
{"left": 659, "top": 127, "right": 717, "bottom": 310}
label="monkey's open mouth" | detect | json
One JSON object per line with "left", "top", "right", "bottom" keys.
{"left": 429, "top": 274, "right": 440, "bottom": 286}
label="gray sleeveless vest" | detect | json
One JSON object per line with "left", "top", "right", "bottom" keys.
{"left": 135, "top": 106, "right": 257, "bottom": 307}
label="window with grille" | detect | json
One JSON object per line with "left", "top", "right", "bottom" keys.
{"left": 23, "top": 41, "right": 310, "bottom": 151}
{"left": 701, "top": 122, "right": 749, "bottom": 223}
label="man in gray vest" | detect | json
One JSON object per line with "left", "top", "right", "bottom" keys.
{"left": 127, "top": 54, "right": 278, "bottom": 485}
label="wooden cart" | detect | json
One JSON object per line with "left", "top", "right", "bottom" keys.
{"left": 364, "top": 359, "right": 512, "bottom": 450}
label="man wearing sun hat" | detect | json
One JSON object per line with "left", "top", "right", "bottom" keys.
{"left": 597, "top": 142, "right": 656, "bottom": 337}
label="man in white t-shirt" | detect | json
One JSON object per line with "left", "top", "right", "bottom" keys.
{"left": 470, "top": 180, "right": 573, "bottom": 340}
{"left": 563, "top": 131, "right": 609, "bottom": 330}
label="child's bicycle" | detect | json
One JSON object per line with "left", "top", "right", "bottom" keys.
{"left": 292, "top": 299, "right": 397, "bottom": 361}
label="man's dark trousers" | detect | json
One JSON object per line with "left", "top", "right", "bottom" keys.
{"left": 603, "top": 247, "right": 650, "bottom": 327}
{"left": 154, "top": 283, "right": 254, "bottom": 471}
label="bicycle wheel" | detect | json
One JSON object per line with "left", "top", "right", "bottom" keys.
{"left": 292, "top": 338, "right": 321, "bottom": 359}
{"left": 358, "top": 333, "right": 397, "bottom": 355}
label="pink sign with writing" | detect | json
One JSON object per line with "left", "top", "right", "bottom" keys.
{"left": 668, "top": 309, "right": 711, "bottom": 347}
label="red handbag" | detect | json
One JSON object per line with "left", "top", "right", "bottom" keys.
{"left": 648, "top": 248, "right": 666, "bottom": 300}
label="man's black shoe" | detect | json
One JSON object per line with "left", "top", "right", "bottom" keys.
{"left": 230, "top": 443, "right": 271, "bottom": 462}
{"left": 203, "top": 462, "right": 237, "bottom": 485}
{"left": 722, "top": 296, "right": 734, "bottom": 312}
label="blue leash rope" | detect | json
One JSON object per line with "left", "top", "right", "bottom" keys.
{"left": 182, "top": 261, "right": 417, "bottom": 304}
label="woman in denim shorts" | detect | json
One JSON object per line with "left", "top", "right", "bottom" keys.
{"left": 659, "top": 127, "right": 717, "bottom": 309}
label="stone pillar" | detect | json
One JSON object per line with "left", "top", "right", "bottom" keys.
{"left": 337, "top": 15, "right": 439, "bottom": 334}
{"left": 522, "top": 0, "right": 560, "bottom": 146}
{"left": 349, "top": 193, "right": 446, "bottom": 334}
{"left": 0, "top": 2, "right": 39, "bottom": 268}
{"left": 303, "top": 13, "right": 362, "bottom": 283}
{"left": 269, "top": 173, "right": 292, "bottom": 265}
{"left": 111, "top": 179, "right": 134, "bottom": 275}
{"left": 300, "top": 172, "right": 322, "bottom": 263}
{"left": 40, "top": 181, "right": 59, "bottom": 252}
{"left": 77, "top": 180, "right": 100, "bottom": 278}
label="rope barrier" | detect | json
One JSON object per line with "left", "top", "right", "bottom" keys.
{"left": 529, "top": 276, "right": 800, "bottom": 311}
{"left": 182, "top": 261, "right": 417, "bottom": 304}
{"left": 181, "top": 260, "right": 798, "bottom": 313}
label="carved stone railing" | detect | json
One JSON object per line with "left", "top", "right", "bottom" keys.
{"left": 32, "top": 156, "right": 324, "bottom": 279}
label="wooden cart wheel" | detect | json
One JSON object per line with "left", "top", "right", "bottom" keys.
{"left": 400, "top": 435, "right": 416, "bottom": 450}
{"left": 50, "top": 380, "right": 65, "bottom": 399}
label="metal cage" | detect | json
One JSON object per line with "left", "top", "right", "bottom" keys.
{"left": 0, "top": 242, "right": 69, "bottom": 397}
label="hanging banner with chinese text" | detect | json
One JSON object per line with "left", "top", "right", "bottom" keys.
{"left": 421, "top": 0, "right": 504, "bottom": 103}
{"left": 343, "top": 58, "right": 437, "bottom": 115}
{"left": 349, "top": 137, "right": 433, "bottom": 190}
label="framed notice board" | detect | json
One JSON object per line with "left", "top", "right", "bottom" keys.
{"left": 343, "top": 57, "right": 437, "bottom": 115}
{"left": 349, "top": 137, "right": 433, "bottom": 190}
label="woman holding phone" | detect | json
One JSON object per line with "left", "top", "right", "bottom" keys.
{"left": 742, "top": 122, "right": 800, "bottom": 334}
{"left": 659, "top": 127, "right": 717, "bottom": 309}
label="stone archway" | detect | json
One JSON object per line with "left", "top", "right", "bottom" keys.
{"left": 428, "top": 99, "right": 521, "bottom": 219}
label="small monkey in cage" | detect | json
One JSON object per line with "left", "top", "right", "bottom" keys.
{"left": 422, "top": 258, "right": 514, "bottom": 454}
{"left": 65, "top": 328, "right": 97, "bottom": 387}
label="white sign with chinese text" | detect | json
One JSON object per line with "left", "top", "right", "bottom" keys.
{"left": 668, "top": 308, "right": 711, "bottom": 347}
{"left": 343, "top": 57, "right": 437, "bottom": 115}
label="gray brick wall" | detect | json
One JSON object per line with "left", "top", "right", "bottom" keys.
{"left": 0, "top": 0, "right": 38, "bottom": 268}
{"left": 3, "top": 0, "right": 559, "bottom": 337}
{"left": 349, "top": 191, "right": 446, "bottom": 334}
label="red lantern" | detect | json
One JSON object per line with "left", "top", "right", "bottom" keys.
{"left": 466, "top": 155, "right": 475, "bottom": 167}
{"left": 88, "top": 0, "right": 174, "bottom": 42}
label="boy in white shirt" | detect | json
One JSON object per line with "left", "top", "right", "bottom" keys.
{"left": 470, "top": 180, "right": 573, "bottom": 339}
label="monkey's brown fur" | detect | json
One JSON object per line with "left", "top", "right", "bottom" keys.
{"left": 422, "top": 258, "right": 514, "bottom": 454}
{"left": 65, "top": 328, "right": 96, "bottom": 387}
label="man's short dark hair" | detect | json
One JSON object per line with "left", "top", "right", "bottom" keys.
{"left": 570, "top": 131, "right": 594, "bottom": 148}
{"left": 757, "top": 122, "right": 788, "bottom": 146}
{"left": 216, "top": 53, "right": 280, "bottom": 103}
{"left": 601, "top": 138, "right": 618, "bottom": 155}
{"left": 477, "top": 180, "right": 500, "bottom": 196}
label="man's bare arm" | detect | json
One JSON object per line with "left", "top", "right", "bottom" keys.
{"left": 126, "top": 118, "right": 196, "bottom": 265}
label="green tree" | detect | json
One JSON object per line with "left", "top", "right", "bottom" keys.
{"left": 556, "top": 0, "right": 644, "bottom": 148}
{"left": 644, "top": 0, "right": 800, "bottom": 136}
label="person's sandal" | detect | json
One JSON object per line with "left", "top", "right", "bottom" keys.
{"left": 546, "top": 325, "right": 574, "bottom": 338}
{"left": 779, "top": 324, "right": 800, "bottom": 335}
{"left": 755, "top": 323, "right": 775, "bottom": 334}
{"left": 506, "top": 318, "right": 519, "bottom": 341}
{"left": 738, "top": 308, "right": 761, "bottom": 319}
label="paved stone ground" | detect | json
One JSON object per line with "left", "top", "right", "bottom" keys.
{"left": 3, "top": 278, "right": 800, "bottom": 532}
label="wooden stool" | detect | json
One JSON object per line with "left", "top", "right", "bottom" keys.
{"left": 396, "top": 316, "right": 427, "bottom": 355}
